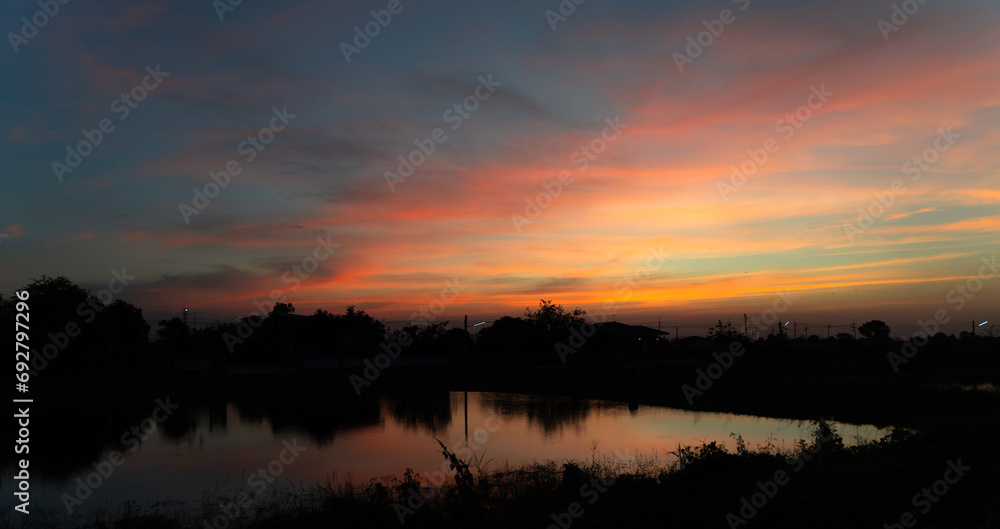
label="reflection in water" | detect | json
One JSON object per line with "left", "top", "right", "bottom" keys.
{"left": 229, "top": 395, "right": 383, "bottom": 447}
{"left": 479, "top": 393, "right": 619, "bottom": 438}
{"left": 159, "top": 403, "right": 204, "bottom": 443}
{"left": 382, "top": 391, "right": 453, "bottom": 433}
{"left": 0, "top": 391, "right": 891, "bottom": 516}
{"left": 939, "top": 382, "right": 997, "bottom": 392}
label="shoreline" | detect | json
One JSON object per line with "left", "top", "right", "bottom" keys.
{"left": 28, "top": 359, "right": 1000, "bottom": 429}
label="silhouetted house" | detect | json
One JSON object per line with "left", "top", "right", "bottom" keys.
{"left": 592, "top": 321, "right": 668, "bottom": 357}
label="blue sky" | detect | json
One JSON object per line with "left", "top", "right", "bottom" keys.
{"left": 2, "top": 0, "right": 998, "bottom": 334}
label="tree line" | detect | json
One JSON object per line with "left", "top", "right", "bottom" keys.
{"left": 2, "top": 275, "right": 994, "bottom": 375}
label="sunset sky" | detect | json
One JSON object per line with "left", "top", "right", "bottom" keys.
{"left": 1, "top": 0, "right": 997, "bottom": 336}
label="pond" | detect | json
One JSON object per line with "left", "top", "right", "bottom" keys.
{"left": 2, "top": 390, "right": 891, "bottom": 519}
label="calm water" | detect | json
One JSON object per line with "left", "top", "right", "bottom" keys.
{"left": 3, "top": 391, "right": 890, "bottom": 517}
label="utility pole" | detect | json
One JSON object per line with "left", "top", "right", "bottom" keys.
{"left": 851, "top": 320, "right": 856, "bottom": 340}
{"left": 793, "top": 321, "right": 797, "bottom": 339}
{"left": 464, "top": 315, "right": 468, "bottom": 333}
{"left": 972, "top": 320, "right": 976, "bottom": 337}
{"left": 675, "top": 326, "right": 679, "bottom": 341}
{"left": 827, "top": 323, "right": 831, "bottom": 339}
{"left": 744, "top": 313, "right": 748, "bottom": 336}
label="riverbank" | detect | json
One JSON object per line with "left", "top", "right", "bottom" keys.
{"left": 28, "top": 356, "right": 1000, "bottom": 429}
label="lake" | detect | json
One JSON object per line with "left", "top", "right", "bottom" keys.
{"left": 2, "top": 390, "right": 891, "bottom": 519}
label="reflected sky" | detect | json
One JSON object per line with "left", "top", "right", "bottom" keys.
{"left": 1, "top": 391, "right": 889, "bottom": 516}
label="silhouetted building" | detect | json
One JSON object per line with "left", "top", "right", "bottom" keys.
{"left": 593, "top": 322, "right": 668, "bottom": 357}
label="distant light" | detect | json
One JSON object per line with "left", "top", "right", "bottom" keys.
{"left": 183, "top": 308, "right": 188, "bottom": 312}
{"left": 979, "top": 321, "right": 988, "bottom": 327}
{"left": 473, "top": 321, "right": 486, "bottom": 327}
{"left": 784, "top": 321, "right": 790, "bottom": 326}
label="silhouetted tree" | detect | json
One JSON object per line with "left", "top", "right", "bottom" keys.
{"left": 157, "top": 317, "right": 191, "bottom": 348}
{"left": 400, "top": 321, "right": 450, "bottom": 357}
{"left": 21, "top": 275, "right": 91, "bottom": 337}
{"left": 273, "top": 302, "right": 295, "bottom": 314}
{"left": 334, "top": 306, "right": 386, "bottom": 339}
{"left": 524, "top": 299, "right": 587, "bottom": 332}
{"left": 477, "top": 316, "right": 536, "bottom": 356}
{"left": 835, "top": 332, "right": 855, "bottom": 345}
{"left": 12, "top": 275, "right": 117, "bottom": 373}
{"left": 707, "top": 319, "right": 743, "bottom": 343}
{"left": 476, "top": 301, "right": 587, "bottom": 360}
{"left": 92, "top": 299, "right": 150, "bottom": 362}
{"left": 308, "top": 306, "right": 386, "bottom": 358}
{"left": 858, "top": 320, "right": 891, "bottom": 340}
{"left": 440, "top": 327, "right": 474, "bottom": 358}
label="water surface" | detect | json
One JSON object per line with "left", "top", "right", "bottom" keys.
{"left": 1, "top": 391, "right": 890, "bottom": 517}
